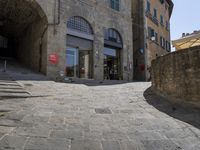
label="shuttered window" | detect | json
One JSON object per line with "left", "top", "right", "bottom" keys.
{"left": 110, "top": 0, "right": 120, "bottom": 11}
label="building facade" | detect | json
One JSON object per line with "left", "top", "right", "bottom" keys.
{"left": 0, "top": 0, "right": 133, "bottom": 81}
{"left": 172, "top": 30, "right": 200, "bottom": 51}
{"left": 132, "top": 0, "right": 173, "bottom": 81}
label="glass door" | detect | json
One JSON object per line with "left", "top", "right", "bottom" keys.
{"left": 104, "top": 47, "right": 120, "bottom": 80}
{"left": 66, "top": 47, "right": 78, "bottom": 77}
{"left": 79, "top": 50, "right": 90, "bottom": 79}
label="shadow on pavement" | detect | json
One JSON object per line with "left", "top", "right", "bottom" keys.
{"left": 144, "top": 87, "right": 200, "bottom": 130}
{"left": 61, "top": 79, "right": 132, "bottom": 86}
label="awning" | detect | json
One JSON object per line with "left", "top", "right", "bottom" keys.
{"left": 172, "top": 33, "right": 200, "bottom": 50}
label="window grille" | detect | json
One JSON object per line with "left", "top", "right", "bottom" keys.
{"left": 67, "top": 16, "right": 93, "bottom": 35}
{"left": 104, "top": 28, "right": 122, "bottom": 44}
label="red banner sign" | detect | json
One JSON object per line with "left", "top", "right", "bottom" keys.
{"left": 49, "top": 54, "right": 58, "bottom": 64}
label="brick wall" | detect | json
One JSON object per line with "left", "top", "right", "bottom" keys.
{"left": 151, "top": 46, "right": 200, "bottom": 104}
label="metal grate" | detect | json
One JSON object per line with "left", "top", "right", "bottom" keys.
{"left": 67, "top": 16, "right": 93, "bottom": 35}
{"left": 95, "top": 108, "right": 112, "bottom": 114}
{"left": 104, "top": 28, "right": 122, "bottom": 44}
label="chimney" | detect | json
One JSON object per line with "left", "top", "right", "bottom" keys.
{"left": 194, "top": 30, "right": 198, "bottom": 34}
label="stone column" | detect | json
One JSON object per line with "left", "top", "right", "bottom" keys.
{"left": 93, "top": 26, "right": 104, "bottom": 80}
{"left": 46, "top": 21, "right": 66, "bottom": 80}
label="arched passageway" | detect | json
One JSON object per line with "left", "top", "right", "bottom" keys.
{"left": 0, "top": 0, "right": 48, "bottom": 74}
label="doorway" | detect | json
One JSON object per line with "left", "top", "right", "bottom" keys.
{"left": 104, "top": 47, "right": 120, "bottom": 80}
{"left": 66, "top": 47, "right": 91, "bottom": 79}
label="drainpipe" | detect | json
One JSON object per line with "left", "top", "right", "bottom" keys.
{"left": 51, "top": 0, "right": 61, "bottom": 34}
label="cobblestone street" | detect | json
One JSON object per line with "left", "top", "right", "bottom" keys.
{"left": 0, "top": 70, "right": 200, "bottom": 150}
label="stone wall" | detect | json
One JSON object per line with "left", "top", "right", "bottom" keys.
{"left": 17, "top": 18, "right": 47, "bottom": 74}
{"left": 151, "top": 46, "right": 200, "bottom": 104}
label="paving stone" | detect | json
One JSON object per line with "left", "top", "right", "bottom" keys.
{"left": 128, "top": 130, "right": 167, "bottom": 141}
{"left": 0, "top": 135, "right": 27, "bottom": 150}
{"left": 162, "top": 128, "right": 196, "bottom": 139}
{"left": 0, "top": 132, "right": 5, "bottom": 139}
{"left": 22, "top": 116, "right": 49, "bottom": 124}
{"left": 119, "top": 140, "right": 145, "bottom": 150}
{"left": 102, "top": 131, "right": 129, "bottom": 140}
{"left": 141, "top": 140, "right": 183, "bottom": 150}
{"left": 0, "top": 119, "right": 19, "bottom": 127}
{"left": 13, "top": 126, "right": 50, "bottom": 138}
{"left": 95, "top": 108, "right": 112, "bottom": 114}
{"left": 102, "top": 141, "right": 121, "bottom": 150}
{"left": 0, "top": 126, "right": 15, "bottom": 134}
{"left": 84, "top": 131, "right": 103, "bottom": 140}
{"left": 172, "top": 136, "right": 200, "bottom": 150}
{"left": 71, "top": 140, "right": 102, "bottom": 150}
{"left": 50, "top": 129, "right": 83, "bottom": 140}
{"left": 24, "top": 138, "right": 70, "bottom": 150}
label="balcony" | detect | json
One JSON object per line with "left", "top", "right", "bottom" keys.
{"left": 145, "top": 10, "right": 159, "bottom": 26}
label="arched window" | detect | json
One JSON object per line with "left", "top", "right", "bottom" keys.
{"left": 67, "top": 16, "right": 93, "bottom": 35}
{"left": 104, "top": 28, "right": 123, "bottom": 45}
{"left": 110, "top": 0, "right": 120, "bottom": 11}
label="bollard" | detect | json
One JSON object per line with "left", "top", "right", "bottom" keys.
{"left": 3, "top": 60, "right": 6, "bottom": 72}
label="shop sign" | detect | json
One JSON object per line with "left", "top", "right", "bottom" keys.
{"left": 49, "top": 54, "right": 58, "bottom": 64}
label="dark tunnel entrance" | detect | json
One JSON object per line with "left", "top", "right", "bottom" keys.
{"left": 0, "top": 0, "right": 48, "bottom": 74}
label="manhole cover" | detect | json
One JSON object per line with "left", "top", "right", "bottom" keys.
{"left": 24, "top": 84, "right": 33, "bottom": 87}
{"left": 95, "top": 108, "right": 112, "bottom": 114}
{"left": 21, "top": 72, "right": 29, "bottom": 74}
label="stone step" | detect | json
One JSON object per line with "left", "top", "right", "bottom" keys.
{"left": 0, "top": 92, "right": 30, "bottom": 98}
{"left": 0, "top": 72, "right": 31, "bottom": 98}
{"left": 0, "top": 89, "right": 29, "bottom": 93}
{"left": 0, "top": 86, "right": 24, "bottom": 90}
{"left": 0, "top": 83, "right": 22, "bottom": 87}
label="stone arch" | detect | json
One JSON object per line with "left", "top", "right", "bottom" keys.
{"left": 0, "top": 0, "right": 48, "bottom": 74}
{"left": 67, "top": 16, "right": 94, "bottom": 35}
{"left": 104, "top": 28, "right": 123, "bottom": 48}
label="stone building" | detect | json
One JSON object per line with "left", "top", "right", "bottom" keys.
{"left": 132, "top": 0, "right": 173, "bottom": 81}
{"left": 0, "top": 0, "right": 133, "bottom": 81}
{"left": 172, "top": 30, "right": 200, "bottom": 51}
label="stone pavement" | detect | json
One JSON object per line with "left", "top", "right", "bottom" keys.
{"left": 0, "top": 71, "right": 200, "bottom": 149}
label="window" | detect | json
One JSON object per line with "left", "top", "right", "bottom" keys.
{"left": 155, "top": 32, "right": 158, "bottom": 43}
{"left": 153, "top": 8, "right": 157, "bottom": 18}
{"left": 160, "top": 0, "right": 164, "bottom": 4}
{"left": 67, "top": 16, "right": 93, "bottom": 35}
{"left": 166, "top": 40, "right": 171, "bottom": 52}
{"left": 0, "top": 35, "right": 8, "bottom": 48}
{"left": 104, "top": 28, "right": 122, "bottom": 44}
{"left": 146, "top": 1, "right": 151, "bottom": 12}
{"left": 160, "top": 15, "right": 164, "bottom": 25}
{"left": 160, "top": 36, "right": 166, "bottom": 48}
{"left": 110, "top": 0, "right": 120, "bottom": 11}
{"left": 166, "top": 21, "right": 170, "bottom": 31}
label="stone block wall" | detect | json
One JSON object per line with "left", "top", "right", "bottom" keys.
{"left": 151, "top": 46, "right": 200, "bottom": 104}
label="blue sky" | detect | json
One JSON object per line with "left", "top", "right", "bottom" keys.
{"left": 170, "top": 0, "right": 200, "bottom": 41}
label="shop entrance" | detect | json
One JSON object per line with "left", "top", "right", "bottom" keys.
{"left": 66, "top": 47, "right": 91, "bottom": 78}
{"left": 66, "top": 16, "right": 94, "bottom": 79}
{"left": 104, "top": 47, "right": 120, "bottom": 80}
{"left": 104, "top": 28, "right": 123, "bottom": 80}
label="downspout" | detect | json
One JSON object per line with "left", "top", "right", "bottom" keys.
{"left": 48, "top": 0, "right": 61, "bottom": 26}
{"left": 52, "top": 0, "right": 61, "bottom": 34}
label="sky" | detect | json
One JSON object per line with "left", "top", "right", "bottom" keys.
{"left": 170, "top": 0, "right": 200, "bottom": 41}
